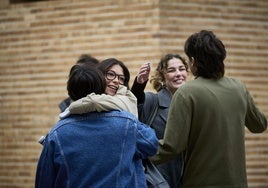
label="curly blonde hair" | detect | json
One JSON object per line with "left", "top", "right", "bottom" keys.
{"left": 150, "top": 54, "right": 188, "bottom": 92}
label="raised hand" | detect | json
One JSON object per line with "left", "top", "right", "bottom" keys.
{"left": 137, "top": 62, "right": 151, "bottom": 84}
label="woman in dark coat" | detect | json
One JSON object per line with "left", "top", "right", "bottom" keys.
{"left": 131, "top": 54, "right": 189, "bottom": 188}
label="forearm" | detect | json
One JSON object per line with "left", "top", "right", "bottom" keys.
{"left": 69, "top": 89, "right": 138, "bottom": 117}
{"left": 131, "top": 77, "right": 147, "bottom": 104}
{"left": 149, "top": 139, "right": 178, "bottom": 164}
{"left": 245, "top": 90, "right": 267, "bottom": 133}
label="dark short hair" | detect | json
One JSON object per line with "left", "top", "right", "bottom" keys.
{"left": 98, "top": 58, "right": 130, "bottom": 89}
{"left": 184, "top": 30, "right": 226, "bottom": 79}
{"left": 76, "top": 54, "right": 99, "bottom": 66}
{"left": 67, "top": 64, "right": 106, "bottom": 101}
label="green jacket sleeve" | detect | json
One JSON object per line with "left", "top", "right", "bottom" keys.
{"left": 245, "top": 89, "right": 267, "bottom": 133}
{"left": 150, "top": 92, "right": 191, "bottom": 164}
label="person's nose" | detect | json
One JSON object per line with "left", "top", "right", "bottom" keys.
{"left": 112, "top": 76, "right": 120, "bottom": 84}
{"left": 175, "top": 69, "right": 182, "bottom": 76}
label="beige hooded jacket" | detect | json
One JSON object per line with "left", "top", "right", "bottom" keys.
{"left": 59, "top": 85, "right": 138, "bottom": 119}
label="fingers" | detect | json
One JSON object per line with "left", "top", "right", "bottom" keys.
{"left": 136, "top": 62, "right": 151, "bottom": 84}
{"left": 138, "top": 62, "right": 150, "bottom": 74}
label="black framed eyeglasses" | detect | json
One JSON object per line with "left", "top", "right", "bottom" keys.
{"left": 105, "top": 70, "right": 125, "bottom": 85}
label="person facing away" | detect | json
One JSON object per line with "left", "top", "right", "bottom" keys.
{"left": 150, "top": 30, "right": 267, "bottom": 187}
{"left": 131, "top": 54, "right": 189, "bottom": 188}
{"left": 58, "top": 54, "right": 99, "bottom": 112}
{"left": 35, "top": 64, "right": 158, "bottom": 188}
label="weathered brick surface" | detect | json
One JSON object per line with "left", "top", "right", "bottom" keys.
{"left": 0, "top": 0, "right": 267, "bottom": 187}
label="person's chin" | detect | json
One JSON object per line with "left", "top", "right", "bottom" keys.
{"left": 171, "top": 85, "right": 181, "bottom": 90}
{"left": 177, "top": 81, "right": 186, "bottom": 87}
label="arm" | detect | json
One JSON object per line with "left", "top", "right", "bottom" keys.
{"left": 35, "top": 136, "right": 57, "bottom": 188}
{"left": 131, "top": 77, "right": 147, "bottom": 104}
{"left": 245, "top": 89, "right": 267, "bottom": 133}
{"left": 135, "top": 121, "right": 159, "bottom": 159}
{"left": 67, "top": 85, "right": 138, "bottom": 117}
{"left": 150, "top": 92, "right": 190, "bottom": 164}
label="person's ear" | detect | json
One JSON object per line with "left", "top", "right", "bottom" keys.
{"left": 189, "top": 58, "right": 197, "bottom": 76}
{"left": 190, "top": 57, "right": 195, "bottom": 67}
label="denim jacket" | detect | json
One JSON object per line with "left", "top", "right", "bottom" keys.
{"left": 35, "top": 110, "right": 158, "bottom": 188}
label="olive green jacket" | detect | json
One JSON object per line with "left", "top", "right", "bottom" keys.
{"left": 150, "top": 77, "right": 267, "bottom": 188}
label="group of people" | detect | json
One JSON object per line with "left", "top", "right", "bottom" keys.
{"left": 35, "top": 30, "right": 267, "bottom": 188}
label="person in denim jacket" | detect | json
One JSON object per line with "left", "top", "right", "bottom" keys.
{"left": 35, "top": 63, "right": 158, "bottom": 188}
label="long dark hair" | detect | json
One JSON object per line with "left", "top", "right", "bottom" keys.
{"left": 98, "top": 58, "right": 130, "bottom": 89}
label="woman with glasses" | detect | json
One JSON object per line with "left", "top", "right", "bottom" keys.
{"left": 98, "top": 58, "right": 130, "bottom": 96}
{"left": 59, "top": 58, "right": 138, "bottom": 119}
{"left": 59, "top": 57, "right": 138, "bottom": 118}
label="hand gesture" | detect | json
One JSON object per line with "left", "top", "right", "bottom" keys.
{"left": 137, "top": 63, "right": 150, "bottom": 84}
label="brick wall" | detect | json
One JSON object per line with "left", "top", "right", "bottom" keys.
{"left": 0, "top": 0, "right": 267, "bottom": 187}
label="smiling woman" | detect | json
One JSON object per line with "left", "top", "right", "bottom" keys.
{"left": 130, "top": 54, "right": 189, "bottom": 188}
{"left": 98, "top": 58, "right": 130, "bottom": 96}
